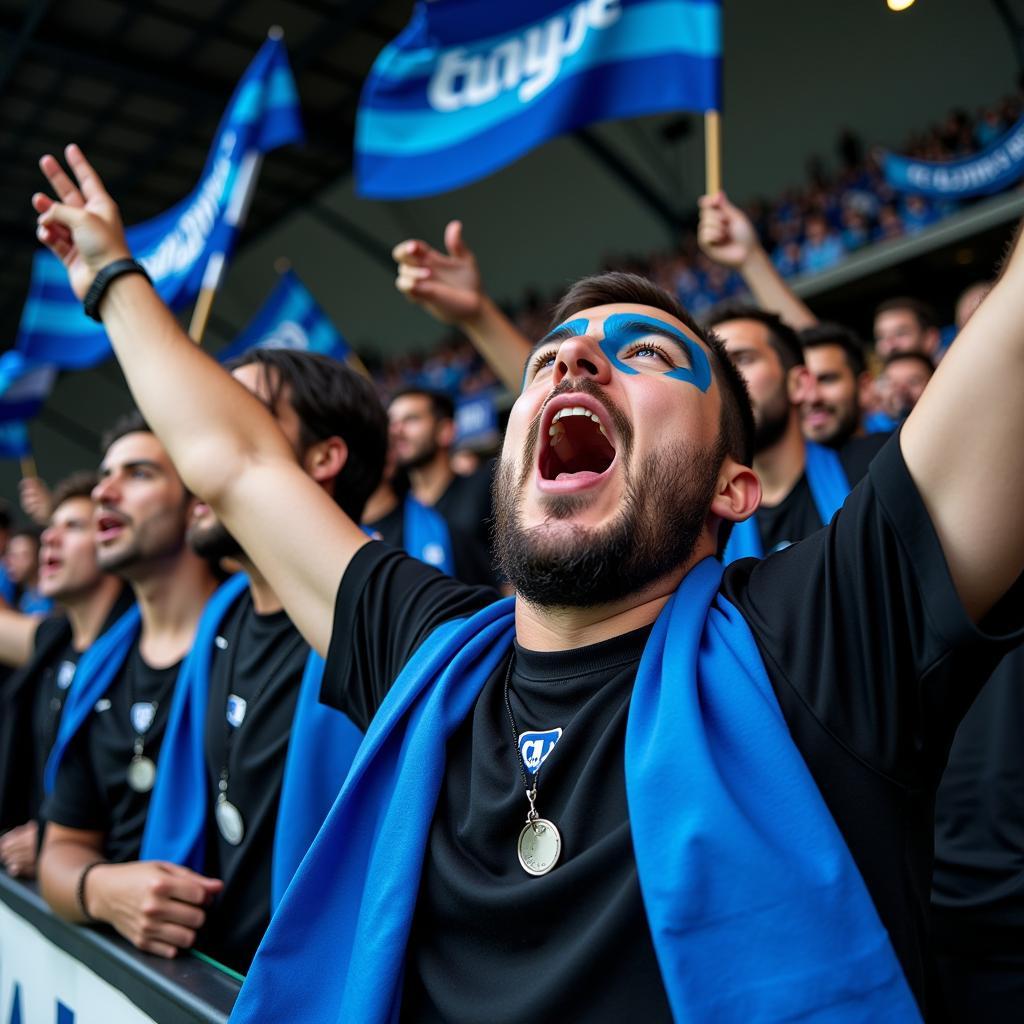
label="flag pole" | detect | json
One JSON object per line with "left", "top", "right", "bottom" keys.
{"left": 188, "top": 24, "right": 284, "bottom": 345}
{"left": 19, "top": 455, "right": 37, "bottom": 480}
{"left": 704, "top": 109, "right": 721, "bottom": 194}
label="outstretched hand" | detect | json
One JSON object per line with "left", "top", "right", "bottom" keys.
{"left": 697, "top": 191, "right": 762, "bottom": 269}
{"left": 393, "top": 220, "right": 485, "bottom": 326}
{"left": 32, "top": 144, "right": 131, "bottom": 300}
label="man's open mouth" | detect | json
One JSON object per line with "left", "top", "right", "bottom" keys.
{"left": 96, "top": 513, "right": 127, "bottom": 541}
{"left": 538, "top": 396, "right": 617, "bottom": 483}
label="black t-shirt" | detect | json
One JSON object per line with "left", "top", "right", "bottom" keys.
{"left": 29, "top": 618, "right": 82, "bottom": 819}
{"left": 932, "top": 643, "right": 1024, "bottom": 953}
{"left": 42, "top": 644, "right": 181, "bottom": 863}
{"left": 757, "top": 433, "right": 889, "bottom": 552}
{"left": 198, "top": 591, "right": 308, "bottom": 973}
{"left": 322, "top": 437, "right": 1023, "bottom": 1022}
{"left": 367, "top": 464, "right": 499, "bottom": 588}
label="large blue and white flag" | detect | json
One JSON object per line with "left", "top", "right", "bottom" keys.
{"left": 217, "top": 269, "right": 351, "bottom": 364}
{"left": 16, "top": 33, "right": 304, "bottom": 371}
{"left": 0, "top": 422, "right": 31, "bottom": 460}
{"left": 356, "top": 0, "right": 722, "bottom": 199}
{"left": 884, "top": 114, "right": 1024, "bottom": 199}
{"left": 0, "top": 353, "right": 57, "bottom": 423}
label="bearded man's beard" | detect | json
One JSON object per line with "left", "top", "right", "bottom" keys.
{"left": 752, "top": 382, "right": 791, "bottom": 454}
{"left": 492, "top": 436, "right": 725, "bottom": 609}
{"left": 188, "top": 520, "right": 243, "bottom": 562}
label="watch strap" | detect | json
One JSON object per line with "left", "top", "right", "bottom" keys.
{"left": 83, "top": 258, "right": 151, "bottom": 323}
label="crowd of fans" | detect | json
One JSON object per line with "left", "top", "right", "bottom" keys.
{"left": 370, "top": 91, "right": 1023, "bottom": 403}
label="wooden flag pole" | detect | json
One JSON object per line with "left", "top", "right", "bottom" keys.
{"left": 19, "top": 455, "right": 37, "bottom": 480}
{"left": 705, "top": 109, "right": 721, "bottom": 194}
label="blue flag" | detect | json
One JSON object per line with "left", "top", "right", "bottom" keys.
{"left": 884, "top": 114, "right": 1024, "bottom": 199}
{"left": 217, "top": 269, "right": 351, "bottom": 364}
{"left": 16, "top": 34, "right": 304, "bottom": 371}
{"left": 356, "top": 0, "right": 721, "bottom": 199}
{"left": 0, "top": 422, "right": 31, "bottom": 460}
{"left": 0, "top": 353, "right": 57, "bottom": 423}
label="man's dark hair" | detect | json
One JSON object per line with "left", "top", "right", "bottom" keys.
{"left": 882, "top": 351, "right": 936, "bottom": 376}
{"left": 227, "top": 349, "right": 387, "bottom": 522}
{"left": 704, "top": 302, "right": 805, "bottom": 373}
{"left": 389, "top": 387, "right": 456, "bottom": 423}
{"left": 874, "top": 296, "right": 937, "bottom": 331}
{"left": 101, "top": 409, "right": 152, "bottom": 453}
{"left": 51, "top": 471, "right": 99, "bottom": 512}
{"left": 548, "top": 272, "right": 755, "bottom": 556}
{"left": 10, "top": 525, "right": 42, "bottom": 548}
{"left": 799, "top": 322, "right": 867, "bottom": 377}
{"left": 549, "top": 272, "right": 754, "bottom": 469}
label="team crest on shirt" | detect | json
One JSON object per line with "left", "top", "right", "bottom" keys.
{"left": 226, "top": 694, "right": 247, "bottom": 728}
{"left": 518, "top": 729, "right": 563, "bottom": 775}
{"left": 422, "top": 543, "right": 446, "bottom": 567}
{"left": 56, "top": 660, "right": 76, "bottom": 690}
{"left": 131, "top": 701, "right": 156, "bottom": 734}
{"left": 94, "top": 698, "right": 112, "bottom": 713}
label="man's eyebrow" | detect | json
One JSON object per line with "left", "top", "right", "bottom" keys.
{"left": 609, "top": 318, "right": 700, "bottom": 360}
{"left": 528, "top": 320, "right": 588, "bottom": 361}
{"left": 106, "top": 459, "right": 164, "bottom": 475}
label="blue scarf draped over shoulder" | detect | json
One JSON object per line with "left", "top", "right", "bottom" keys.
{"left": 141, "top": 576, "right": 362, "bottom": 908}
{"left": 231, "top": 558, "right": 921, "bottom": 1023}
{"left": 724, "top": 440, "right": 851, "bottom": 562}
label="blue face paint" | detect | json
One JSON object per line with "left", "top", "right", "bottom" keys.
{"left": 599, "top": 313, "right": 712, "bottom": 392}
{"left": 522, "top": 318, "right": 588, "bottom": 390}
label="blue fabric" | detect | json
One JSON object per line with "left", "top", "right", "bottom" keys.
{"left": 16, "top": 37, "right": 303, "bottom": 371}
{"left": 884, "top": 113, "right": 1024, "bottom": 199}
{"left": 402, "top": 495, "right": 455, "bottom": 576}
{"left": 0, "top": 353, "right": 57, "bottom": 424}
{"left": 723, "top": 441, "right": 851, "bottom": 562}
{"left": 141, "top": 575, "right": 361, "bottom": 908}
{"left": 356, "top": 0, "right": 721, "bottom": 199}
{"left": 272, "top": 651, "right": 363, "bottom": 909}
{"left": 17, "top": 589, "right": 52, "bottom": 615}
{"left": 44, "top": 604, "right": 141, "bottom": 794}
{"left": 864, "top": 411, "right": 898, "bottom": 435}
{"left": 232, "top": 559, "right": 921, "bottom": 1023}
{"left": 217, "top": 270, "right": 351, "bottom": 365}
{"left": 140, "top": 574, "right": 250, "bottom": 867}
{"left": 0, "top": 421, "right": 31, "bottom": 459}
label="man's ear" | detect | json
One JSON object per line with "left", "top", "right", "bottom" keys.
{"left": 786, "top": 364, "right": 813, "bottom": 405}
{"left": 923, "top": 327, "right": 940, "bottom": 357}
{"left": 709, "top": 457, "right": 761, "bottom": 526}
{"left": 436, "top": 417, "right": 456, "bottom": 450}
{"left": 303, "top": 436, "right": 349, "bottom": 494}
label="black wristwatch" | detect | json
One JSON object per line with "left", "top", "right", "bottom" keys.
{"left": 83, "top": 258, "right": 152, "bottom": 322}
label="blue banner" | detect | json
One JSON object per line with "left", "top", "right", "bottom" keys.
{"left": 0, "top": 422, "right": 31, "bottom": 460}
{"left": 884, "top": 114, "right": 1024, "bottom": 199}
{"left": 0, "top": 353, "right": 56, "bottom": 423}
{"left": 356, "top": 0, "right": 721, "bottom": 199}
{"left": 16, "top": 34, "right": 304, "bottom": 371}
{"left": 217, "top": 269, "right": 351, "bottom": 364}
{"left": 454, "top": 389, "right": 500, "bottom": 447}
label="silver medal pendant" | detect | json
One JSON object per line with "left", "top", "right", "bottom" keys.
{"left": 517, "top": 817, "right": 562, "bottom": 876}
{"left": 215, "top": 796, "right": 245, "bottom": 846}
{"left": 127, "top": 755, "right": 156, "bottom": 793}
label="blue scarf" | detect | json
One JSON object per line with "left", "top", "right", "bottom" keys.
{"left": 724, "top": 440, "right": 851, "bottom": 562}
{"left": 141, "top": 576, "right": 362, "bottom": 910}
{"left": 403, "top": 494, "right": 455, "bottom": 576}
{"left": 231, "top": 558, "right": 920, "bottom": 1023}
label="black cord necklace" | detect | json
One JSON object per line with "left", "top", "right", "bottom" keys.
{"left": 503, "top": 655, "right": 562, "bottom": 876}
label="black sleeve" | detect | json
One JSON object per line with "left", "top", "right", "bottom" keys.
{"left": 723, "top": 432, "right": 1024, "bottom": 787}
{"left": 838, "top": 432, "right": 890, "bottom": 485}
{"left": 321, "top": 542, "right": 499, "bottom": 730}
{"left": 31, "top": 616, "right": 67, "bottom": 656}
{"left": 40, "top": 726, "right": 107, "bottom": 832}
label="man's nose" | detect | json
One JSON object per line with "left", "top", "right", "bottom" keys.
{"left": 552, "top": 335, "right": 612, "bottom": 386}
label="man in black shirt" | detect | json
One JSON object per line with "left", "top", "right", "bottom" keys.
{"left": 32, "top": 146, "right": 1024, "bottom": 1021}
{"left": 39, "top": 414, "right": 221, "bottom": 958}
{"left": 0, "top": 472, "right": 128, "bottom": 879}
{"left": 169, "top": 347, "right": 384, "bottom": 972}
{"left": 367, "top": 387, "right": 497, "bottom": 587}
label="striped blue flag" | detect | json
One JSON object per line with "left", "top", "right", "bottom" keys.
{"left": 0, "top": 422, "right": 31, "bottom": 460}
{"left": 0, "top": 352, "right": 57, "bottom": 423}
{"left": 16, "top": 33, "right": 304, "bottom": 371}
{"left": 356, "top": 0, "right": 721, "bottom": 199}
{"left": 217, "top": 269, "right": 351, "bottom": 364}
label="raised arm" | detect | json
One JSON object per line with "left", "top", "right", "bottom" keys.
{"left": 394, "top": 219, "right": 532, "bottom": 392}
{"left": 899, "top": 223, "right": 1024, "bottom": 622}
{"left": 0, "top": 607, "right": 41, "bottom": 668}
{"left": 697, "top": 192, "right": 818, "bottom": 331}
{"left": 32, "top": 146, "right": 368, "bottom": 655}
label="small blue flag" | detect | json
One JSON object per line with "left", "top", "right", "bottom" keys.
{"left": 0, "top": 421, "right": 31, "bottom": 460}
{"left": 16, "top": 33, "right": 304, "bottom": 371}
{"left": 356, "top": 0, "right": 721, "bottom": 199}
{"left": 0, "top": 352, "right": 56, "bottom": 423}
{"left": 217, "top": 269, "right": 352, "bottom": 364}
